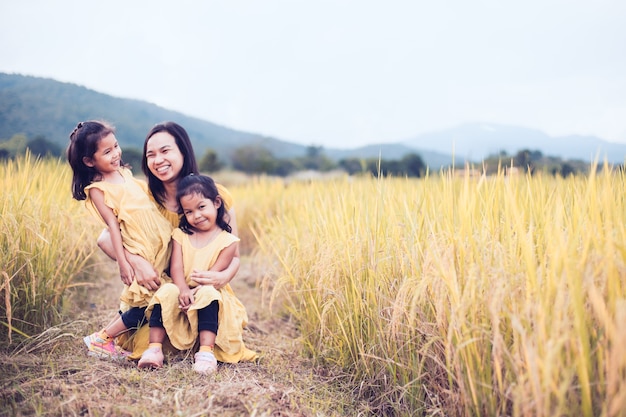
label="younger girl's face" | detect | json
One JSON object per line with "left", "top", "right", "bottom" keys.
{"left": 180, "top": 192, "right": 221, "bottom": 233}
{"left": 83, "top": 133, "right": 122, "bottom": 175}
{"left": 145, "top": 131, "right": 184, "bottom": 185}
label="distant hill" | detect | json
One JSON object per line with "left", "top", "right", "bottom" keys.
{"left": 0, "top": 73, "right": 305, "bottom": 160}
{"left": 0, "top": 72, "right": 457, "bottom": 168}
{"left": 2, "top": 73, "right": 623, "bottom": 168}
{"left": 402, "top": 123, "right": 626, "bottom": 164}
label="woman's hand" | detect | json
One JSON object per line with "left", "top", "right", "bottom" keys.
{"left": 126, "top": 252, "right": 161, "bottom": 291}
{"left": 189, "top": 252, "right": 240, "bottom": 290}
{"left": 190, "top": 269, "right": 230, "bottom": 290}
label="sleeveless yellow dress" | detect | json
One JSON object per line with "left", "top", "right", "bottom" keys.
{"left": 147, "top": 229, "right": 257, "bottom": 363}
{"left": 117, "top": 183, "right": 258, "bottom": 362}
{"left": 84, "top": 168, "right": 172, "bottom": 307}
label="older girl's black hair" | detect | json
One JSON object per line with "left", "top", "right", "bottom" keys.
{"left": 66, "top": 120, "right": 117, "bottom": 200}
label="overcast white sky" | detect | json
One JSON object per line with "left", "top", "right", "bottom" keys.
{"left": 1, "top": 0, "right": 625, "bottom": 148}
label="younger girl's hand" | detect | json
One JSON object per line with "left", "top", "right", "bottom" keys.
{"left": 178, "top": 286, "right": 194, "bottom": 312}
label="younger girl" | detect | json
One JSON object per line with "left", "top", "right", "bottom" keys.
{"left": 67, "top": 120, "right": 172, "bottom": 360}
{"left": 138, "top": 174, "right": 250, "bottom": 374}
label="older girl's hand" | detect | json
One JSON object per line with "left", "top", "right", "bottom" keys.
{"left": 126, "top": 252, "right": 160, "bottom": 291}
{"left": 98, "top": 229, "right": 161, "bottom": 291}
{"left": 118, "top": 259, "right": 134, "bottom": 286}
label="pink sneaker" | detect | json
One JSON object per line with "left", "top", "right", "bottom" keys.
{"left": 193, "top": 351, "right": 217, "bottom": 375}
{"left": 83, "top": 332, "right": 130, "bottom": 361}
{"left": 138, "top": 347, "right": 164, "bottom": 369}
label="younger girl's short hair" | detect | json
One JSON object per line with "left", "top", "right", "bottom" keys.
{"left": 176, "top": 174, "right": 231, "bottom": 235}
{"left": 66, "top": 120, "right": 116, "bottom": 200}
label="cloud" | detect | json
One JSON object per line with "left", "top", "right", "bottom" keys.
{"left": 1, "top": 0, "right": 626, "bottom": 147}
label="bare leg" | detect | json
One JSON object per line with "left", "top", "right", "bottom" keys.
{"left": 199, "top": 330, "right": 216, "bottom": 349}
{"left": 149, "top": 326, "right": 166, "bottom": 344}
{"left": 103, "top": 316, "right": 127, "bottom": 338}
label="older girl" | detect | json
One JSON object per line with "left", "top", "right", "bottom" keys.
{"left": 67, "top": 120, "right": 172, "bottom": 360}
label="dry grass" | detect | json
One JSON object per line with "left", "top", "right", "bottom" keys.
{"left": 9, "top": 157, "right": 626, "bottom": 416}
{"left": 0, "top": 254, "right": 374, "bottom": 417}
{"left": 1, "top": 153, "right": 97, "bottom": 340}
{"left": 0, "top": 158, "right": 376, "bottom": 417}
{"left": 249, "top": 167, "right": 626, "bottom": 416}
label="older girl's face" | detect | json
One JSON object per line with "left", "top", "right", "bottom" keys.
{"left": 84, "top": 133, "right": 122, "bottom": 177}
{"left": 145, "top": 131, "right": 184, "bottom": 184}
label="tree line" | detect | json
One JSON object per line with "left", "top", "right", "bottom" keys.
{"left": 0, "top": 133, "right": 602, "bottom": 178}
{"left": 0, "top": 134, "right": 428, "bottom": 178}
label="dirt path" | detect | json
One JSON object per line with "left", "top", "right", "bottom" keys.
{"left": 0, "top": 256, "right": 363, "bottom": 416}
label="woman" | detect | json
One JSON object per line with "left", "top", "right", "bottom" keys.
{"left": 99, "top": 122, "right": 238, "bottom": 291}
{"left": 97, "top": 121, "right": 256, "bottom": 363}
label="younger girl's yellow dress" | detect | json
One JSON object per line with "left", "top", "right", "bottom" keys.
{"left": 146, "top": 228, "right": 258, "bottom": 363}
{"left": 84, "top": 168, "right": 172, "bottom": 307}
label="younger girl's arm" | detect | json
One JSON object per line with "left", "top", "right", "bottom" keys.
{"left": 189, "top": 206, "right": 240, "bottom": 288}
{"left": 89, "top": 188, "right": 134, "bottom": 285}
{"left": 190, "top": 242, "right": 239, "bottom": 290}
{"left": 170, "top": 239, "right": 194, "bottom": 312}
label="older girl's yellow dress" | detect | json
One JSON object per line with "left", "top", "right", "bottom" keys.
{"left": 117, "top": 184, "right": 257, "bottom": 362}
{"left": 84, "top": 168, "right": 172, "bottom": 307}
{"left": 147, "top": 228, "right": 257, "bottom": 363}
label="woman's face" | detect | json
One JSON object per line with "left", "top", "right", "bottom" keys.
{"left": 145, "top": 131, "right": 184, "bottom": 185}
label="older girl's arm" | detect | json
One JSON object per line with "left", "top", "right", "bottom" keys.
{"left": 97, "top": 228, "right": 161, "bottom": 291}
{"left": 89, "top": 188, "right": 133, "bottom": 286}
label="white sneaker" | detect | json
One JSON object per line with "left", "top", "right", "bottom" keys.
{"left": 138, "top": 347, "right": 164, "bottom": 369}
{"left": 193, "top": 351, "right": 217, "bottom": 374}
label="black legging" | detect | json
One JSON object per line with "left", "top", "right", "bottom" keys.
{"left": 120, "top": 306, "right": 147, "bottom": 329}
{"left": 149, "top": 301, "right": 219, "bottom": 334}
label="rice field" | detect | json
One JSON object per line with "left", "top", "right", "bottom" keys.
{"left": 1, "top": 153, "right": 98, "bottom": 342}
{"left": 238, "top": 164, "right": 626, "bottom": 416}
{"left": 3, "top": 154, "right": 626, "bottom": 416}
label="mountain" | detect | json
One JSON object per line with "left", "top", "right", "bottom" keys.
{"left": 0, "top": 72, "right": 459, "bottom": 168}
{"left": 402, "top": 123, "right": 626, "bottom": 164}
{"left": 2, "top": 73, "right": 623, "bottom": 168}
{"left": 0, "top": 73, "right": 305, "bottom": 160}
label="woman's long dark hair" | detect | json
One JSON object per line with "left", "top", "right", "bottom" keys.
{"left": 176, "top": 174, "right": 231, "bottom": 235}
